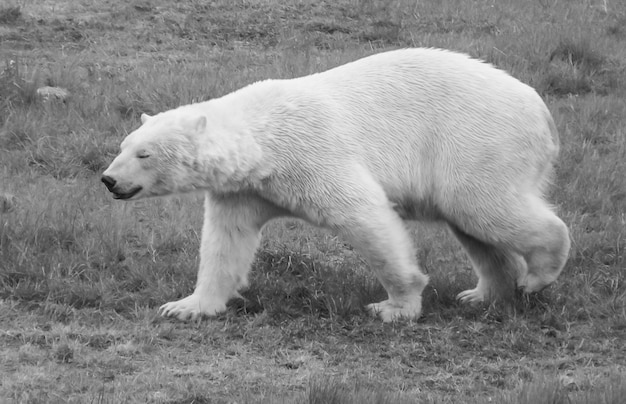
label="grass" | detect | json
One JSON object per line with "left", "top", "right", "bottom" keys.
{"left": 1, "top": 0, "right": 625, "bottom": 402}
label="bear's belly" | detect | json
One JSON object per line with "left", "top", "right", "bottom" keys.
{"left": 391, "top": 196, "right": 443, "bottom": 221}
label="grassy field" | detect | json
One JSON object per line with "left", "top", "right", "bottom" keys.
{"left": 1, "top": 0, "right": 625, "bottom": 402}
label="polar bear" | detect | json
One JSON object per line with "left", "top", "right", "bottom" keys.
{"left": 101, "top": 48, "right": 570, "bottom": 322}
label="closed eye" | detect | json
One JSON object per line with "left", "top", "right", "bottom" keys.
{"left": 137, "top": 150, "right": 150, "bottom": 159}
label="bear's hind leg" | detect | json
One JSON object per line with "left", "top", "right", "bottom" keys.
{"left": 450, "top": 193, "right": 570, "bottom": 295}
{"left": 449, "top": 225, "right": 523, "bottom": 305}
{"left": 159, "top": 193, "right": 281, "bottom": 321}
{"left": 514, "top": 196, "right": 570, "bottom": 292}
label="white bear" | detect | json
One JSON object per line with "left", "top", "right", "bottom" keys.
{"left": 102, "top": 48, "right": 570, "bottom": 322}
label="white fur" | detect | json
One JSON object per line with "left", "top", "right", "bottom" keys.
{"left": 102, "top": 48, "right": 570, "bottom": 322}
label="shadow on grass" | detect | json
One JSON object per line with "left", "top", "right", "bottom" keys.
{"left": 229, "top": 247, "right": 564, "bottom": 328}
{"left": 233, "top": 249, "right": 385, "bottom": 323}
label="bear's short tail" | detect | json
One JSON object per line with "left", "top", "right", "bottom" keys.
{"left": 546, "top": 108, "right": 560, "bottom": 157}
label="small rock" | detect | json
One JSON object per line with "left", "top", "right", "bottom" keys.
{"left": 0, "top": 193, "right": 15, "bottom": 213}
{"left": 1, "top": 60, "right": 17, "bottom": 76}
{"left": 134, "top": 3, "right": 153, "bottom": 12}
{"left": 54, "top": 343, "right": 74, "bottom": 363}
{"left": 559, "top": 373, "right": 578, "bottom": 390}
{"left": 36, "top": 86, "right": 71, "bottom": 103}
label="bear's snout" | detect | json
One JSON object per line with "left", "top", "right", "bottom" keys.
{"left": 101, "top": 174, "right": 143, "bottom": 200}
{"left": 101, "top": 175, "right": 117, "bottom": 191}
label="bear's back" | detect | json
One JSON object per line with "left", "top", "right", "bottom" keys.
{"left": 218, "top": 48, "right": 559, "bottom": 208}
{"left": 293, "top": 48, "right": 557, "bottom": 188}
{"left": 303, "top": 48, "right": 543, "bottom": 126}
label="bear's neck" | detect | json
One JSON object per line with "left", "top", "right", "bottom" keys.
{"left": 187, "top": 96, "right": 270, "bottom": 195}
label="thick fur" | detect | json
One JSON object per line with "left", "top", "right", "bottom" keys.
{"left": 102, "top": 48, "right": 570, "bottom": 322}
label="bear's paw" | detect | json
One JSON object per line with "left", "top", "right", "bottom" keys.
{"left": 518, "top": 273, "right": 553, "bottom": 293}
{"left": 159, "top": 294, "right": 226, "bottom": 321}
{"left": 366, "top": 298, "right": 423, "bottom": 322}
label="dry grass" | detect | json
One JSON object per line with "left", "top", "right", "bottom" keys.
{"left": 1, "top": 0, "right": 625, "bottom": 402}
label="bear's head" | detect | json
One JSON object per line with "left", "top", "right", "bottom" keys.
{"left": 101, "top": 111, "right": 206, "bottom": 200}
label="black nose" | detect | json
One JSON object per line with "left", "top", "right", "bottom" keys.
{"left": 101, "top": 175, "right": 116, "bottom": 191}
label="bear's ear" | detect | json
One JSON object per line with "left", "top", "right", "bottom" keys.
{"left": 140, "top": 113, "right": 152, "bottom": 124}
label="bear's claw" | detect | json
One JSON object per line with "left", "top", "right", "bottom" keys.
{"left": 456, "top": 288, "right": 487, "bottom": 305}
{"left": 158, "top": 294, "right": 226, "bottom": 321}
{"left": 366, "top": 298, "right": 422, "bottom": 322}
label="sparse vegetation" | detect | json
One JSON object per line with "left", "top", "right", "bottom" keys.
{"left": 0, "top": 5, "right": 21, "bottom": 25}
{"left": 1, "top": 0, "right": 625, "bottom": 402}
{"left": 540, "top": 37, "right": 623, "bottom": 97}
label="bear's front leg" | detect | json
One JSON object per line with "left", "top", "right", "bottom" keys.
{"left": 159, "top": 193, "right": 270, "bottom": 321}
{"left": 309, "top": 166, "right": 429, "bottom": 322}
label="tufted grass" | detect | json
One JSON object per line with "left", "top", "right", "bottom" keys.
{"left": 1, "top": 0, "right": 625, "bottom": 402}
